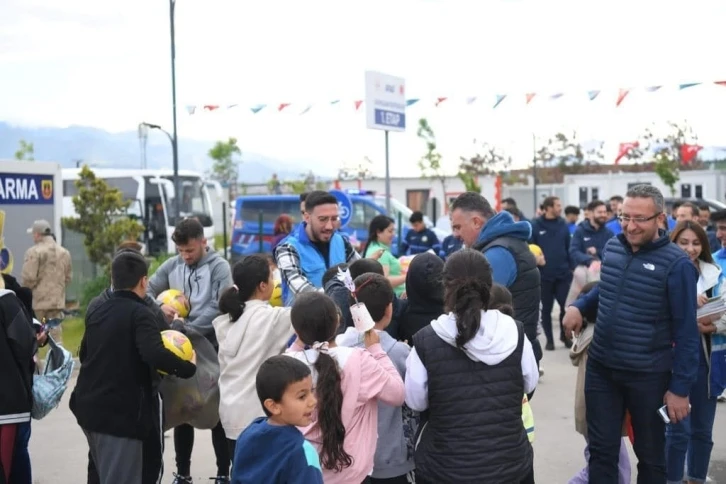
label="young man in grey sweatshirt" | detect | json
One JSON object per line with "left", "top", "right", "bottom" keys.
{"left": 335, "top": 273, "right": 415, "bottom": 483}
{"left": 146, "top": 218, "right": 234, "bottom": 484}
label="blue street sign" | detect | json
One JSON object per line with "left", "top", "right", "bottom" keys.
{"left": 330, "top": 189, "right": 353, "bottom": 228}
{"left": 374, "top": 109, "right": 406, "bottom": 130}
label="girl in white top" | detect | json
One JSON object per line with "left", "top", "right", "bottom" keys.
{"left": 213, "top": 255, "right": 294, "bottom": 444}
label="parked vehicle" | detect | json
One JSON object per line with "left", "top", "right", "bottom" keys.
{"left": 230, "top": 192, "right": 449, "bottom": 261}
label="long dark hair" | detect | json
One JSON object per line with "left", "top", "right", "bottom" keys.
{"left": 362, "top": 215, "right": 394, "bottom": 256}
{"left": 488, "top": 283, "right": 514, "bottom": 318}
{"left": 291, "top": 292, "right": 351, "bottom": 472}
{"left": 670, "top": 220, "right": 714, "bottom": 264}
{"left": 443, "top": 249, "right": 493, "bottom": 347}
{"left": 218, "top": 255, "right": 270, "bottom": 321}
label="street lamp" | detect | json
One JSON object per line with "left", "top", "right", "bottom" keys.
{"left": 169, "top": 0, "right": 181, "bottom": 221}
{"left": 140, "top": 122, "right": 174, "bottom": 147}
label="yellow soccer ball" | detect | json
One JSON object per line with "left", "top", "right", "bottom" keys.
{"left": 269, "top": 281, "right": 283, "bottom": 307}
{"left": 159, "top": 330, "right": 194, "bottom": 375}
{"left": 528, "top": 244, "right": 543, "bottom": 257}
{"left": 157, "top": 289, "right": 190, "bottom": 318}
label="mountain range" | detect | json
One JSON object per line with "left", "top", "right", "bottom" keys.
{"left": 0, "top": 122, "right": 309, "bottom": 184}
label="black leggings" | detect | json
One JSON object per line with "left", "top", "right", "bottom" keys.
{"left": 174, "top": 421, "right": 230, "bottom": 477}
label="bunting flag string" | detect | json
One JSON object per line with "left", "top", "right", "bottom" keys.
{"left": 185, "top": 80, "right": 726, "bottom": 116}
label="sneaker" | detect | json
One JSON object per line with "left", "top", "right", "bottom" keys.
{"left": 538, "top": 364, "right": 544, "bottom": 377}
{"left": 545, "top": 342, "right": 555, "bottom": 351}
{"left": 209, "top": 478, "right": 230, "bottom": 484}
{"left": 718, "top": 393, "right": 726, "bottom": 402}
{"left": 172, "top": 474, "right": 193, "bottom": 484}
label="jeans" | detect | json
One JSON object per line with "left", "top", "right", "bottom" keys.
{"left": 540, "top": 274, "right": 572, "bottom": 345}
{"left": 568, "top": 438, "right": 631, "bottom": 484}
{"left": 665, "top": 358, "right": 717, "bottom": 483}
{"left": 585, "top": 357, "right": 670, "bottom": 484}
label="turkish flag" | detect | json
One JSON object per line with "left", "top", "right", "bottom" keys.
{"left": 680, "top": 144, "right": 703, "bottom": 165}
{"left": 615, "top": 141, "right": 639, "bottom": 165}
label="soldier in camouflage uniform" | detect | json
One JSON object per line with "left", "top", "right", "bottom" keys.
{"left": 21, "top": 220, "right": 72, "bottom": 343}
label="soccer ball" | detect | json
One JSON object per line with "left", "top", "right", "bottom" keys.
{"left": 157, "top": 289, "right": 190, "bottom": 318}
{"left": 159, "top": 330, "right": 194, "bottom": 375}
{"left": 528, "top": 244, "right": 543, "bottom": 257}
{"left": 269, "top": 281, "right": 283, "bottom": 307}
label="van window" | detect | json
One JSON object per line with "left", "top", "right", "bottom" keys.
{"left": 240, "top": 199, "right": 300, "bottom": 224}
{"left": 348, "top": 201, "right": 380, "bottom": 231}
{"left": 63, "top": 180, "right": 77, "bottom": 196}
{"left": 104, "top": 177, "right": 139, "bottom": 200}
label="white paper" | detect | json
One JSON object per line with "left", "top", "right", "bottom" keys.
{"left": 350, "top": 302, "right": 375, "bottom": 332}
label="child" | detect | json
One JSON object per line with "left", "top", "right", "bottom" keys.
{"left": 286, "top": 292, "right": 405, "bottom": 484}
{"left": 70, "top": 251, "right": 197, "bottom": 484}
{"left": 568, "top": 281, "right": 631, "bottom": 484}
{"left": 231, "top": 355, "right": 322, "bottom": 484}
{"left": 487, "top": 283, "right": 536, "bottom": 444}
{"left": 336, "top": 273, "right": 415, "bottom": 483}
{"left": 214, "top": 255, "right": 294, "bottom": 453}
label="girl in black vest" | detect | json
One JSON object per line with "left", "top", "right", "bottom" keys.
{"left": 405, "top": 249, "right": 539, "bottom": 483}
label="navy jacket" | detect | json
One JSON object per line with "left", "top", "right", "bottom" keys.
{"left": 530, "top": 216, "right": 571, "bottom": 280}
{"left": 438, "top": 234, "right": 462, "bottom": 260}
{"left": 403, "top": 228, "right": 440, "bottom": 255}
{"left": 569, "top": 220, "right": 614, "bottom": 268}
{"left": 707, "top": 229, "right": 720, "bottom": 253}
{"left": 572, "top": 232, "right": 699, "bottom": 397}
{"left": 232, "top": 417, "right": 323, "bottom": 484}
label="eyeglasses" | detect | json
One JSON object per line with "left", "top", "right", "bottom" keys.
{"left": 618, "top": 213, "right": 661, "bottom": 225}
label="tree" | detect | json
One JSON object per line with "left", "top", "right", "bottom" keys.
{"left": 62, "top": 165, "right": 143, "bottom": 268}
{"left": 14, "top": 140, "right": 34, "bottom": 161}
{"left": 416, "top": 118, "right": 448, "bottom": 194}
{"left": 286, "top": 178, "right": 308, "bottom": 194}
{"left": 208, "top": 137, "right": 242, "bottom": 201}
{"left": 534, "top": 131, "right": 603, "bottom": 173}
{"left": 457, "top": 139, "right": 513, "bottom": 192}
{"left": 638, "top": 121, "right": 698, "bottom": 196}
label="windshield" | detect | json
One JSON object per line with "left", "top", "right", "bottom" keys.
{"left": 161, "top": 176, "right": 213, "bottom": 227}
{"left": 374, "top": 196, "right": 434, "bottom": 226}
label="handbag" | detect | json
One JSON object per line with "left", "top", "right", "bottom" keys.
{"left": 32, "top": 336, "right": 74, "bottom": 420}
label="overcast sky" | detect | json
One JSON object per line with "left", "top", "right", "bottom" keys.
{"left": 2, "top": 0, "right": 725, "bottom": 175}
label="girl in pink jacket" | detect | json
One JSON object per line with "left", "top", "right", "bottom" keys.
{"left": 286, "top": 292, "right": 405, "bottom": 484}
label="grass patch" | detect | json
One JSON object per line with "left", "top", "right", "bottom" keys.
{"left": 38, "top": 317, "right": 85, "bottom": 360}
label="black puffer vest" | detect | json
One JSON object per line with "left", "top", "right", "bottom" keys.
{"left": 475, "top": 235, "right": 543, "bottom": 362}
{"left": 412, "top": 321, "right": 533, "bottom": 483}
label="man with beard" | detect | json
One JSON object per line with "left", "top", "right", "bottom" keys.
{"left": 564, "top": 184, "right": 698, "bottom": 483}
{"left": 566, "top": 200, "right": 614, "bottom": 305}
{"left": 147, "top": 218, "right": 233, "bottom": 484}
{"left": 275, "top": 190, "right": 361, "bottom": 307}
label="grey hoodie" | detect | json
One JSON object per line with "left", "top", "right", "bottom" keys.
{"left": 148, "top": 248, "right": 232, "bottom": 345}
{"left": 336, "top": 327, "right": 415, "bottom": 479}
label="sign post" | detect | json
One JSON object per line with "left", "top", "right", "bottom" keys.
{"left": 364, "top": 70, "right": 406, "bottom": 215}
{"left": 330, "top": 189, "right": 353, "bottom": 229}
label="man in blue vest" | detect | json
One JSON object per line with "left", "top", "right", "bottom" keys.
{"left": 563, "top": 184, "right": 699, "bottom": 483}
{"left": 450, "top": 192, "right": 542, "bottom": 369}
{"left": 274, "top": 190, "right": 361, "bottom": 306}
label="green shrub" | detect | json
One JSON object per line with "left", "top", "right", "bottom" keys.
{"left": 80, "top": 273, "right": 110, "bottom": 311}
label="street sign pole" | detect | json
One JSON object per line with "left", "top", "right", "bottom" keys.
{"left": 364, "top": 70, "right": 406, "bottom": 217}
{"left": 384, "top": 130, "right": 390, "bottom": 214}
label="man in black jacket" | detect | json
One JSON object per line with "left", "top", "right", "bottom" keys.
{"left": 70, "top": 251, "right": 197, "bottom": 484}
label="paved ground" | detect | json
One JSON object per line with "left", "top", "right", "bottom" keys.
{"left": 29, "top": 335, "right": 726, "bottom": 483}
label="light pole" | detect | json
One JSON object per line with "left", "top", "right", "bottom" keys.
{"left": 169, "top": 0, "right": 181, "bottom": 221}
{"left": 140, "top": 122, "right": 174, "bottom": 147}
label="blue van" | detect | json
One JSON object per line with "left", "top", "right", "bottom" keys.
{"left": 230, "top": 192, "right": 446, "bottom": 261}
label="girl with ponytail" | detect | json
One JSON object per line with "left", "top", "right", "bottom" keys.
{"left": 286, "top": 292, "right": 405, "bottom": 484}
{"left": 213, "top": 255, "right": 295, "bottom": 455}
{"left": 404, "top": 249, "right": 540, "bottom": 483}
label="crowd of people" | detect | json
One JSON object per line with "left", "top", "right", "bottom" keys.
{"left": 1, "top": 184, "right": 725, "bottom": 483}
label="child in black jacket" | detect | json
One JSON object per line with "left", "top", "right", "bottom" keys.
{"left": 70, "top": 251, "right": 197, "bottom": 484}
